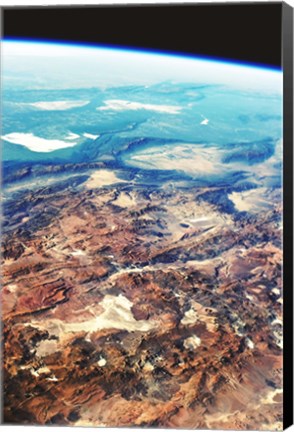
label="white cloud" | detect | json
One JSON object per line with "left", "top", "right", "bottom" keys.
{"left": 1, "top": 132, "right": 78, "bottom": 152}
{"left": 28, "top": 100, "right": 89, "bottom": 110}
{"left": 97, "top": 99, "right": 181, "bottom": 114}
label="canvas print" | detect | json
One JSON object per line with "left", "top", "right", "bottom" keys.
{"left": 1, "top": 3, "right": 288, "bottom": 430}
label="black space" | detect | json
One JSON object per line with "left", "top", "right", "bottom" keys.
{"left": 2, "top": 2, "right": 282, "bottom": 68}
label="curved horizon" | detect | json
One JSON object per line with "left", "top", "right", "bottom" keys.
{"left": 2, "top": 37, "right": 282, "bottom": 73}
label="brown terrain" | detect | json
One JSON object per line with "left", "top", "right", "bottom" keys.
{"left": 2, "top": 168, "right": 283, "bottom": 429}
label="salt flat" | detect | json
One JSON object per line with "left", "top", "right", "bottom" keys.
{"left": 85, "top": 169, "right": 127, "bottom": 188}
{"left": 97, "top": 99, "right": 181, "bottom": 114}
{"left": 1, "top": 132, "right": 78, "bottom": 152}
{"left": 126, "top": 143, "right": 225, "bottom": 176}
{"left": 28, "top": 100, "right": 89, "bottom": 110}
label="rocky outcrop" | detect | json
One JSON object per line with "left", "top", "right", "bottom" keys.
{"left": 2, "top": 173, "right": 282, "bottom": 429}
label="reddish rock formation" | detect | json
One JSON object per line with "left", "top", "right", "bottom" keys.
{"left": 2, "top": 176, "right": 282, "bottom": 429}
